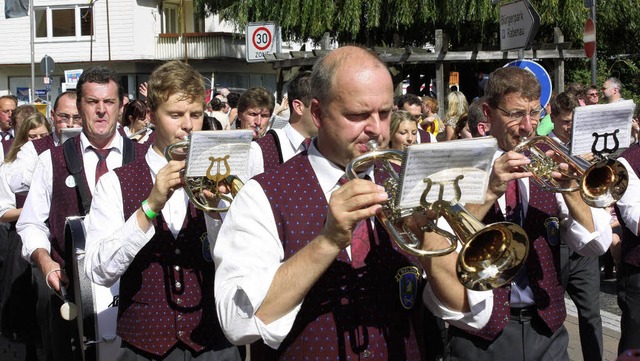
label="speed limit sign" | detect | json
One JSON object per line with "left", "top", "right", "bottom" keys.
{"left": 246, "top": 22, "right": 279, "bottom": 63}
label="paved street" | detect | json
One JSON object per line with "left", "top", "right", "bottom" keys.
{"left": 0, "top": 274, "right": 624, "bottom": 361}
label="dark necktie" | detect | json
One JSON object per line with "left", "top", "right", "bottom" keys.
{"left": 505, "top": 179, "right": 522, "bottom": 225}
{"left": 1, "top": 131, "right": 12, "bottom": 141}
{"left": 302, "top": 138, "right": 312, "bottom": 151}
{"left": 339, "top": 175, "right": 372, "bottom": 268}
{"left": 91, "top": 148, "right": 112, "bottom": 184}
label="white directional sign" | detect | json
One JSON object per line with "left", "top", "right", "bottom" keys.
{"left": 245, "top": 22, "right": 278, "bottom": 63}
{"left": 499, "top": 0, "right": 540, "bottom": 51}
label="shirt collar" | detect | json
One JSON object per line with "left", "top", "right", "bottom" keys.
{"left": 308, "top": 140, "right": 375, "bottom": 195}
{"left": 145, "top": 146, "right": 168, "bottom": 176}
{"left": 81, "top": 131, "right": 124, "bottom": 154}
{"left": 283, "top": 123, "right": 307, "bottom": 151}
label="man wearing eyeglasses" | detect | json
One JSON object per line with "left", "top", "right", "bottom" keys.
{"left": 421, "top": 66, "right": 612, "bottom": 361}
{"left": 585, "top": 85, "right": 600, "bottom": 105}
{"left": 602, "top": 77, "right": 624, "bottom": 104}
{"left": 0, "top": 95, "right": 17, "bottom": 141}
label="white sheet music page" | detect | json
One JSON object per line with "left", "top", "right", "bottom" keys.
{"left": 270, "top": 115, "right": 290, "bottom": 130}
{"left": 397, "top": 137, "right": 497, "bottom": 208}
{"left": 185, "top": 130, "right": 253, "bottom": 179}
{"left": 571, "top": 100, "right": 636, "bottom": 155}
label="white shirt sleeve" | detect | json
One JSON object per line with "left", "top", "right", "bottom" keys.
{"left": 213, "top": 179, "right": 301, "bottom": 348}
{"left": 6, "top": 141, "right": 38, "bottom": 194}
{"left": 84, "top": 171, "right": 154, "bottom": 288}
{"left": 17, "top": 151, "right": 53, "bottom": 261}
{"left": 246, "top": 142, "right": 265, "bottom": 180}
{"left": 616, "top": 157, "right": 640, "bottom": 236}
{"left": 0, "top": 164, "right": 16, "bottom": 219}
{"left": 556, "top": 192, "right": 612, "bottom": 256}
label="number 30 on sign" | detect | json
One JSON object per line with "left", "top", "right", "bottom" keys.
{"left": 246, "top": 23, "right": 278, "bottom": 63}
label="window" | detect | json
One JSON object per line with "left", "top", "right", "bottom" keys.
{"left": 35, "top": 5, "right": 93, "bottom": 40}
{"left": 163, "top": 3, "right": 179, "bottom": 34}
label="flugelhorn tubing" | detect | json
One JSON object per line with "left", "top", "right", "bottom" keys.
{"left": 345, "top": 140, "right": 457, "bottom": 257}
{"left": 164, "top": 136, "right": 243, "bottom": 212}
{"left": 419, "top": 177, "right": 530, "bottom": 291}
{"left": 513, "top": 136, "right": 628, "bottom": 208}
{"left": 129, "top": 124, "right": 154, "bottom": 139}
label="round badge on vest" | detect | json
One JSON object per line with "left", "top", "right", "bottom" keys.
{"left": 65, "top": 175, "right": 77, "bottom": 188}
{"left": 545, "top": 217, "right": 560, "bottom": 246}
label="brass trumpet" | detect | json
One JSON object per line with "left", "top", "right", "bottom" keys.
{"left": 513, "top": 136, "right": 628, "bottom": 208}
{"left": 164, "top": 136, "right": 243, "bottom": 212}
{"left": 345, "top": 140, "right": 529, "bottom": 290}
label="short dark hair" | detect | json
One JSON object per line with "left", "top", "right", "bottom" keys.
{"left": 397, "top": 94, "right": 423, "bottom": 110}
{"left": 122, "top": 99, "right": 147, "bottom": 127}
{"left": 485, "top": 67, "right": 541, "bottom": 108}
{"left": 467, "top": 97, "right": 486, "bottom": 137}
{"left": 227, "top": 92, "right": 241, "bottom": 108}
{"left": 237, "top": 87, "right": 274, "bottom": 115}
{"left": 53, "top": 90, "right": 77, "bottom": 111}
{"left": 210, "top": 97, "right": 225, "bottom": 111}
{"left": 76, "top": 66, "right": 124, "bottom": 108}
{"left": 287, "top": 71, "right": 312, "bottom": 109}
{"left": 550, "top": 92, "right": 580, "bottom": 115}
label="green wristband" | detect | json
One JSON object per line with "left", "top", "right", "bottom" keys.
{"left": 141, "top": 199, "right": 158, "bottom": 219}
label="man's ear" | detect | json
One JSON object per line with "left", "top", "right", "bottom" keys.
{"left": 478, "top": 122, "right": 490, "bottom": 136}
{"left": 310, "top": 99, "right": 323, "bottom": 129}
{"left": 292, "top": 99, "right": 305, "bottom": 117}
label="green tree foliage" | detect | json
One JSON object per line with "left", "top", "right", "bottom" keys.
{"left": 198, "top": 0, "right": 640, "bottom": 98}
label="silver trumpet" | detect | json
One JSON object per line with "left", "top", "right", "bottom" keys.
{"left": 129, "top": 124, "right": 154, "bottom": 139}
{"left": 164, "top": 136, "right": 243, "bottom": 212}
{"left": 345, "top": 140, "right": 529, "bottom": 290}
{"left": 513, "top": 136, "right": 628, "bottom": 208}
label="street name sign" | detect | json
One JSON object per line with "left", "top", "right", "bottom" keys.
{"left": 499, "top": 0, "right": 540, "bottom": 51}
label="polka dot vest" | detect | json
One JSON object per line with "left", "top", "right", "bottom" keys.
{"left": 114, "top": 158, "right": 231, "bottom": 357}
{"left": 252, "top": 153, "right": 424, "bottom": 360}
{"left": 257, "top": 129, "right": 285, "bottom": 171}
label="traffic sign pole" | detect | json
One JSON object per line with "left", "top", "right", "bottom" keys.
{"left": 590, "top": 5, "right": 597, "bottom": 86}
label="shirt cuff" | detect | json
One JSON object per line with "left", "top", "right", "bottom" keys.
{"left": 124, "top": 211, "right": 155, "bottom": 258}
{"left": 422, "top": 283, "right": 492, "bottom": 332}
{"left": 20, "top": 231, "right": 51, "bottom": 262}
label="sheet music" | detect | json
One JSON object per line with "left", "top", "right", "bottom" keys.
{"left": 571, "top": 100, "right": 635, "bottom": 155}
{"left": 185, "top": 130, "right": 253, "bottom": 179}
{"left": 270, "top": 115, "right": 289, "bottom": 130}
{"left": 60, "top": 127, "right": 83, "bottom": 143}
{"left": 397, "top": 137, "right": 497, "bottom": 208}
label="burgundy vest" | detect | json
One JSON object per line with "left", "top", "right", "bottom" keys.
{"left": 33, "top": 135, "right": 56, "bottom": 155}
{"left": 615, "top": 143, "right": 640, "bottom": 267}
{"left": 418, "top": 128, "right": 432, "bottom": 143}
{"left": 253, "top": 154, "right": 424, "bottom": 360}
{"left": 256, "top": 129, "right": 284, "bottom": 171}
{"left": 1, "top": 138, "right": 12, "bottom": 157}
{"left": 48, "top": 136, "right": 145, "bottom": 266}
{"left": 114, "top": 159, "right": 231, "bottom": 357}
{"left": 466, "top": 181, "right": 565, "bottom": 341}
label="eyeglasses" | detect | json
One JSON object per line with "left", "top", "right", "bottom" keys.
{"left": 494, "top": 105, "right": 543, "bottom": 122}
{"left": 55, "top": 112, "right": 82, "bottom": 123}
{"left": 587, "top": 93, "right": 598, "bottom": 97}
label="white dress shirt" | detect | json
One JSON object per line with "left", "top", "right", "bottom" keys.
{"left": 213, "top": 142, "right": 373, "bottom": 348}
{"left": 615, "top": 156, "right": 640, "bottom": 236}
{"left": 245, "top": 123, "right": 308, "bottom": 180}
{"left": 0, "top": 163, "right": 16, "bottom": 220}
{"left": 5, "top": 137, "right": 60, "bottom": 194}
{"left": 17, "top": 132, "right": 126, "bottom": 261}
{"left": 422, "top": 149, "right": 613, "bottom": 332}
{"left": 84, "top": 146, "right": 201, "bottom": 288}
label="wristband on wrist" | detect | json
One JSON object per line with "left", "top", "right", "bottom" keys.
{"left": 141, "top": 199, "right": 158, "bottom": 219}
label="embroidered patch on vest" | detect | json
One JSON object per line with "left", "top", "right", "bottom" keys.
{"left": 395, "top": 266, "right": 420, "bottom": 309}
{"left": 200, "top": 233, "right": 212, "bottom": 262}
{"left": 545, "top": 217, "right": 560, "bottom": 246}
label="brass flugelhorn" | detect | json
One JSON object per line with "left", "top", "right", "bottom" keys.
{"left": 513, "top": 136, "right": 628, "bottom": 208}
{"left": 345, "top": 140, "right": 530, "bottom": 290}
{"left": 164, "top": 135, "right": 243, "bottom": 212}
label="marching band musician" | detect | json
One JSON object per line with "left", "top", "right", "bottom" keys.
{"left": 213, "top": 46, "right": 427, "bottom": 359}
{"left": 236, "top": 86, "right": 274, "bottom": 140}
{"left": 421, "top": 66, "right": 612, "bottom": 361}
{"left": 17, "top": 67, "right": 145, "bottom": 361}
{"left": 247, "top": 70, "right": 318, "bottom": 178}
{"left": 84, "top": 60, "right": 240, "bottom": 360}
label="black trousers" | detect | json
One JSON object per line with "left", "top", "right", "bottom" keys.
{"left": 560, "top": 247, "right": 603, "bottom": 361}
{"left": 617, "top": 263, "right": 640, "bottom": 354}
{"left": 446, "top": 313, "right": 569, "bottom": 361}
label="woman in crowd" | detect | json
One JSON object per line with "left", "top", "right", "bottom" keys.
{"left": 122, "top": 99, "right": 152, "bottom": 143}
{"left": 0, "top": 111, "right": 51, "bottom": 360}
{"left": 421, "top": 96, "right": 441, "bottom": 136}
{"left": 441, "top": 91, "right": 468, "bottom": 141}
{"left": 390, "top": 110, "right": 419, "bottom": 152}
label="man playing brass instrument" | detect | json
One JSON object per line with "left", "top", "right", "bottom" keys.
{"left": 214, "top": 46, "right": 427, "bottom": 359}
{"left": 421, "top": 66, "right": 612, "bottom": 360}
{"left": 237, "top": 87, "right": 274, "bottom": 140}
{"left": 84, "top": 60, "right": 240, "bottom": 360}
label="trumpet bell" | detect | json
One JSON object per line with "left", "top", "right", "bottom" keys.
{"left": 457, "top": 222, "right": 529, "bottom": 291}
{"left": 581, "top": 158, "right": 629, "bottom": 208}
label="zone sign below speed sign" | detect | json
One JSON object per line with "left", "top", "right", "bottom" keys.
{"left": 246, "top": 23, "right": 278, "bottom": 63}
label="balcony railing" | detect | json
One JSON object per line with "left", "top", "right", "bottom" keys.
{"left": 156, "top": 32, "right": 245, "bottom": 60}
